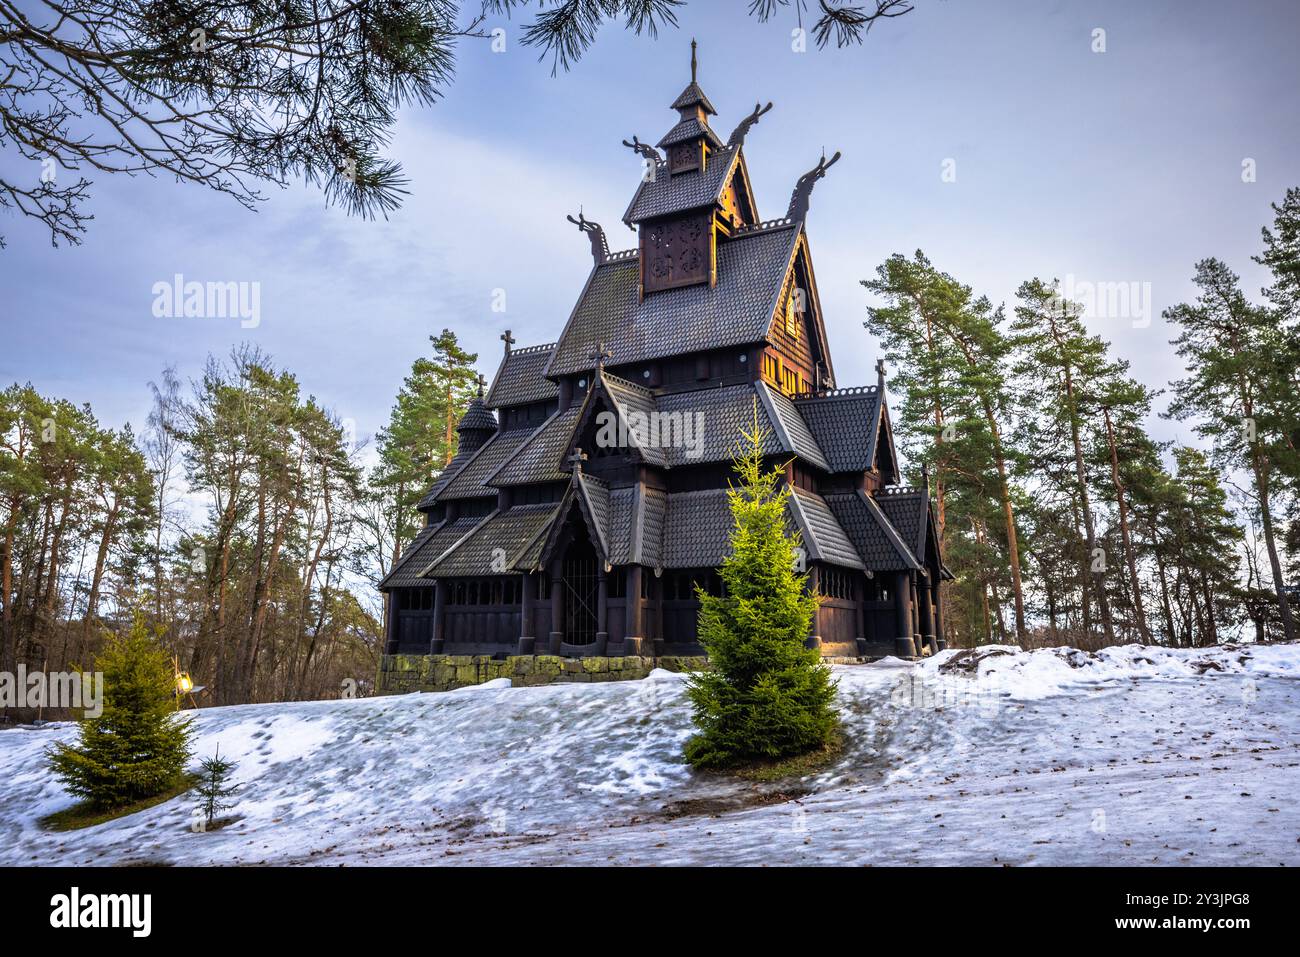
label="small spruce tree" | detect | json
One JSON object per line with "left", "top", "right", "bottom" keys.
{"left": 195, "top": 746, "right": 241, "bottom": 827}
{"left": 48, "top": 614, "right": 194, "bottom": 809}
{"left": 684, "top": 406, "right": 838, "bottom": 769}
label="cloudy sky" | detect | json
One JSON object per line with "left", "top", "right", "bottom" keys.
{"left": 2, "top": 0, "right": 1297, "bottom": 460}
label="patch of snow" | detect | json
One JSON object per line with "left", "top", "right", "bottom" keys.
{"left": 2, "top": 642, "right": 1297, "bottom": 866}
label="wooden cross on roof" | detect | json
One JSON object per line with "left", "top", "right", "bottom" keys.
{"left": 476, "top": 373, "right": 487, "bottom": 398}
{"left": 589, "top": 341, "right": 612, "bottom": 374}
{"left": 501, "top": 329, "right": 515, "bottom": 355}
{"left": 876, "top": 358, "right": 887, "bottom": 387}
{"left": 567, "top": 447, "right": 588, "bottom": 478}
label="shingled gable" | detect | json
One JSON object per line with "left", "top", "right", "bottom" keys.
{"left": 487, "top": 404, "right": 583, "bottom": 487}
{"left": 794, "top": 386, "right": 889, "bottom": 474}
{"left": 380, "top": 516, "right": 481, "bottom": 589}
{"left": 417, "top": 504, "right": 560, "bottom": 579}
{"left": 544, "top": 221, "right": 802, "bottom": 378}
{"left": 876, "top": 487, "right": 932, "bottom": 565}
{"left": 484, "top": 342, "right": 559, "bottom": 408}
{"left": 822, "top": 490, "right": 922, "bottom": 572}
{"left": 534, "top": 470, "right": 613, "bottom": 569}
{"left": 623, "top": 143, "right": 745, "bottom": 224}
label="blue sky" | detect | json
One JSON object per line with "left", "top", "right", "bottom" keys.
{"left": 1, "top": 0, "right": 1297, "bottom": 458}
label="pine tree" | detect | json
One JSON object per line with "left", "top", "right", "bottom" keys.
{"left": 863, "top": 251, "right": 1027, "bottom": 643}
{"left": 1165, "top": 258, "right": 1297, "bottom": 641}
{"left": 684, "top": 408, "right": 837, "bottom": 769}
{"left": 48, "top": 613, "right": 193, "bottom": 809}
{"left": 195, "top": 746, "right": 240, "bottom": 827}
{"left": 374, "top": 330, "right": 480, "bottom": 550}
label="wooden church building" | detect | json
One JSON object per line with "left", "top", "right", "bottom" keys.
{"left": 380, "top": 48, "right": 949, "bottom": 660}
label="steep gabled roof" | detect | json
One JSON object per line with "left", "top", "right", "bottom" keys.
{"left": 380, "top": 517, "right": 483, "bottom": 588}
{"left": 757, "top": 383, "right": 830, "bottom": 472}
{"left": 488, "top": 405, "right": 583, "bottom": 487}
{"left": 419, "top": 505, "right": 560, "bottom": 579}
{"left": 793, "top": 387, "right": 884, "bottom": 473}
{"left": 534, "top": 472, "right": 612, "bottom": 568}
{"left": 416, "top": 447, "right": 476, "bottom": 511}
{"left": 570, "top": 379, "right": 831, "bottom": 473}
{"left": 823, "top": 490, "right": 922, "bottom": 571}
{"left": 624, "top": 143, "right": 741, "bottom": 224}
{"left": 875, "top": 487, "right": 930, "bottom": 562}
{"left": 484, "top": 343, "right": 559, "bottom": 408}
{"left": 788, "top": 488, "right": 865, "bottom": 570}
{"left": 546, "top": 221, "right": 801, "bottom": 378}
{"left": 437, "top": 427, "right": 534, "bottom": 500}
{"left": 670, "top": 80, "right": 717, "bottom": 115}
{"left": 656, "top": 116, "right": 724, "bottom": 150}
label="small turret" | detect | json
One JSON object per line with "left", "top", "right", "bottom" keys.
{"left": 456, "top": 375, "right": 498, "bottom": 455}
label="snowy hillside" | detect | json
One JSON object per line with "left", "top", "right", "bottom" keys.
{"left": 2, "top": 643, "right": 1298, "bottom": 866}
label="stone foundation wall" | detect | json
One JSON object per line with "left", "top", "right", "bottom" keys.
{"left": 375, "top": 653, "right": 708, "bottom": 694}
{"left": 376, "top": 653, "right": 873, "bottom": 694}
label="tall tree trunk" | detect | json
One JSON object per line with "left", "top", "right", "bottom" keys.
{"left": 82, "top": 500, "right": 119, "bottom": 645}
{"left": 1251, "top": 453, "right": 1297, "bottom": 641}
{"left": 1063, "top": 379, "right": 1115, "bottom": 643}
{"left": 1101, "top": 408, "right": 1150, "bottom": 643}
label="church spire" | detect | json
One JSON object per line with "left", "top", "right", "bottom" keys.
{"left": 659, "top": 41, "right": 721, "bottom": 176}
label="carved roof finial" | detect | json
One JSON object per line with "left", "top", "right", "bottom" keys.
{"left": 691, "top": 38, "right": 697, "bottom": 83}
{"left": 622, "top": 136, "right": 662, "bottom": 164}
{"left": 500, "top": 329, "right": 515, "bottom": 355}
{"left": 567, "top": 212, "right": 609, "bottom": 266}
{"left": 589, "top": 341, "right": 612, "bottom": 373}
{"left": 876, "top": 358, "right": 887, "bottom": 389}
{"left": 476, "top": 373, "right": 487, "bottom": 398}
{"left": 567, "top": 447, "right": 588, "bottom": 480}
{"left": 786, "top": 150, "right": 842, "bottom": 221}
{"left": 727, "top": 102, "right": 773, "bottom": 148}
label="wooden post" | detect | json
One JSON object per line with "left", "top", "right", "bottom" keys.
{"left": 918, "top": 572, "right": 936, "bottom": 655}
{"left": 549, "top": 563, "right": 564, "bottom": 654}
{"left": 854, "top": 573, "right": 869, "bottom": 657}
{"left": 932, "top": 577, "right": 947, "bottom": 651}
{"left": 893, "top": 570, "right": 915, "bottom": 657}
{"left": 429, "top": 580, "right": 446, "bottom": 655}
{"left": 625, "top": 565, "right": 644, "bottom": 655}
{"left": 517, "top": 572, "right": 536, "bottom": 655}
{"left": 805, "top": 565, "right": 822, "bottom": 651}
{"left": 383, "top": 591, "right": 398, "bottom": 655}
{"left": 595, "top": 566, "right": 609, "bottom": 655}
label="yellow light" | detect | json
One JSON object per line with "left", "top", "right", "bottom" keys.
{"left": 176, "top": 673, "right": 194, "bottom": 694}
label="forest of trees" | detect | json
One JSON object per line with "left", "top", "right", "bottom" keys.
{"left": 3, "top": 190, "right": 1298, "bottom": 711}
{"left": 0, "top": 332, "right": 478, "bottom": 709}
{"left": 866, "top": 187, "right": 1300, "bottom": 649}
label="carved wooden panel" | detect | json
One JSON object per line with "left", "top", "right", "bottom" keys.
{"left": 640, "top": 213, "right": 713, "bottom": 293}
{"left": 669, "top": 141, "right": 702, "bottom": 174}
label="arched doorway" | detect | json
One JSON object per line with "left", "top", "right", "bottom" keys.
{"left": 562, "top": 539, "right": 599, "bottom": 646}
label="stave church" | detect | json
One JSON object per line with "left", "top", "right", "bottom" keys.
{"left": 380, "top": 47, "right": 948, "bottom": 661}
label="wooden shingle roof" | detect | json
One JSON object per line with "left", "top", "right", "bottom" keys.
{"left": 623, "top": 144, "right": 739, "bottom": 224}
{"left": 546, "top": 221, "right": 801, "bottom": 378}
{"left": 380, "top": 517, "right": 483, "bottom": 588}
{"left": 793, "top": 387, "right": 884, "bottom": 473}
{"left": 484, "top": 343, "right": 559, "bottom": 408}
{"left": 419, "top": 505, "right": 560, "bottom": 579}
{"left": 823, "top": 490, "right": 922, "bottom": 571}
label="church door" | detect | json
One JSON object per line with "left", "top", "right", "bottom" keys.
{"left": 562, "top": 542, "right": 598, "bottom": 646}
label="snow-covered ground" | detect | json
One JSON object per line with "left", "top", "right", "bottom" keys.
{"left": 2, "top": 643, "right": 1298, "bottom": 866}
